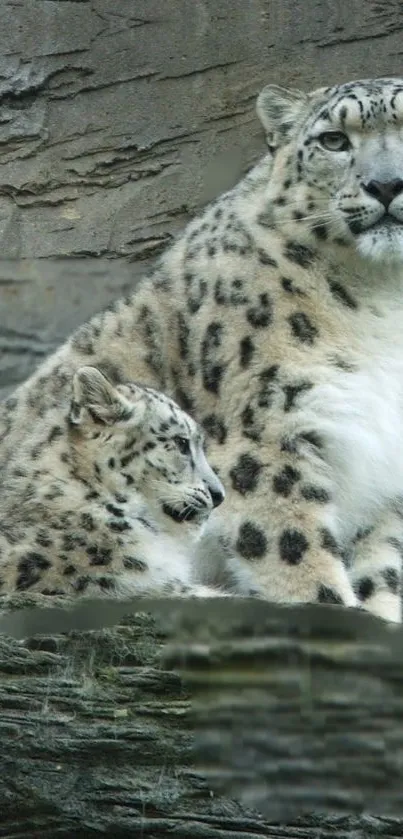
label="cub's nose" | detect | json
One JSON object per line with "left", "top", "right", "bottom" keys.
{"left": 209, "top": 486, "right": 225, "bottom": 508}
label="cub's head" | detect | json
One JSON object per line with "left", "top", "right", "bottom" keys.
{"left": 257, "top": 77, "right": 403, "bottom": 262}
{"left": 68, "top": 366, "right": 225, "bottom": 528}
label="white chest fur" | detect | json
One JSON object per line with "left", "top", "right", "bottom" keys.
{"left": 296, "top": 293, "right": 403, "bottom": 540}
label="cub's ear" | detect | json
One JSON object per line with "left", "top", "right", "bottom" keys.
{"left": 256, "top": 85, "right": 308, "bottom": 150}
{"left": 69, "top": 366, "right": 134, "bottom": 426}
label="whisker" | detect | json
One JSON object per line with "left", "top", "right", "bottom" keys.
{"left": 270, "top": 212, "right": 337, "bottom": 227}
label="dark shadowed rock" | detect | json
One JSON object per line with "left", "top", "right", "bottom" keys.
{"left": 0, "top": 595, "right": 402, "bottom": 836}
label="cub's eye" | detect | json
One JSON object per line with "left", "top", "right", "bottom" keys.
{"left": 317, "top": 131, "right": 350, "bottom": 152}
{"left": 173, "top": 435, "right": 191, "bottom": 455}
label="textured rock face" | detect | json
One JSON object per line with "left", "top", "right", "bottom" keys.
{"left": 0, "top": 0, "right": 401, "bottom": 399}
{"left": 1, "top": 595, "right": 403, "bottom": 836}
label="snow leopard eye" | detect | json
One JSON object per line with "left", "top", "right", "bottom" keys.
{"left": 173, "top": 435, "right": 191, "bottom": 455}
{"left": 317, "top": 131, "right": 350, "bottom": 152}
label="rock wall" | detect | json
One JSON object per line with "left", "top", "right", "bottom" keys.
{"left": 1, "top": 0, "right": 402, "bottom": 398}
{"left": 1, "top": 594, "right": 403, "bottom": 837}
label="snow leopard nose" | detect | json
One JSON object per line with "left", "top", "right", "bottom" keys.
{"left": 363, "top": 178, "right": 403, "bottom": 209}
{"left": 209, "top": 486, "right": 225, "bottom": 508}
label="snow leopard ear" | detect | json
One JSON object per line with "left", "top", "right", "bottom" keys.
{"left": 70, "top": 366, "right": 134, "bottom": 426}
{"left": 256, "top": 85, "right": 309, "bottom": 150}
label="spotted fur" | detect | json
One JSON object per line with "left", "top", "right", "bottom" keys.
{"left": 2, "top": 77, "right": 403, "bottom": 620}
{"left": 0, "top": 366, "right": 231, "bottom": 598}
